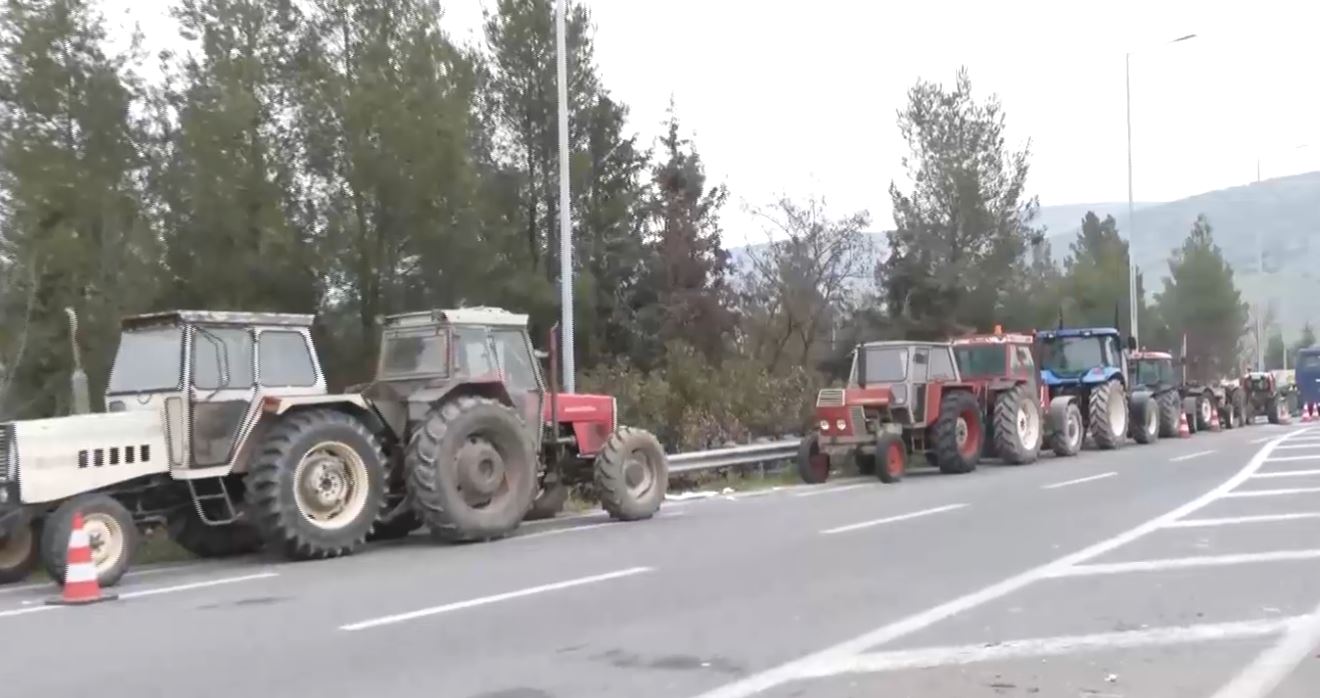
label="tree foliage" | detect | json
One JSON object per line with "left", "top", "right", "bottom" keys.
{"left": 1153, "top": 215, "right": 1249, "bottom": 381}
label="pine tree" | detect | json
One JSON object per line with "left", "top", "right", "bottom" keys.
{"left": 1154, "top": 215, "right": 1249, "bottom": 381}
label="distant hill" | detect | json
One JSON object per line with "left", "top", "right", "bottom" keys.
{"left": 728, "top": 172, "right": 1320, "bottom": 335}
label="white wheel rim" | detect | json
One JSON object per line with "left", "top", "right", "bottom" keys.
{"left": 1068, "top": 412, "right": 1082, "bottom": 448}
{"left": 1108, "top": 395, "right": 1126, "bottom": 435}
{"left": 0, "top": 525, "right": 32, "bottom": 569}
{"left": 1017, "top": 405, "right": 1040, "bottom": 448}
{"left": 1147, "top": 407, "right": 1158, "bottom": 435}
{"left": 83, "top": 513, "right": 125, "bottom": 575}
{"left": 293, "top": 441, "right": 369, "bottom": 531}
{"left": 1201, "top": 400, "right": 1212, "bottom": 423}
{"left": 956, "top": 417, "right": 969, "bottom": 449}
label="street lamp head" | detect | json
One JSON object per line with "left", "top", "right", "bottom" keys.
{"left": 1171, "top": 33, "right": 1198, "bottom": 43}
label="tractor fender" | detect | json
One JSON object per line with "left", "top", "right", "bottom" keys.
{"left": 1127, "top": 390, "right": 1153, "bottom": 410}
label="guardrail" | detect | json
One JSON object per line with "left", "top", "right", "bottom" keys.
{"left": 667, "top": 439, "right": 802, "bottom": 473}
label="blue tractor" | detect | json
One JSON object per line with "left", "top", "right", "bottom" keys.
{"left": 1036, "top": 327, "right": 1157, "bottom": 449}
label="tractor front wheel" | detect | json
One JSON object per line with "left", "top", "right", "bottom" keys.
{"left": 993, "top": 385, "right": 1041, "bottom": 465}
{"left": 797, "top": 433, "right": 831, "bottom": 484}
{"left": 1158, "top": 391, "right": 1181, "bottom": 437}
{"left": 1196, "top": 394, "right": 1214, "bottom": 431}
{"left": 1267, "top": 396, "right": 1282, "bottom": 425}
{"left": 595, "top": 427, "right": 668, "bottom": 521}
{"left": 1131, "top": 395, "right": 1159, "bottom": 445}
{"left": 875, "top": 433, "right": 906, "bottom": 484}
{"left": 1048, "top": 401, "right": 1083, "bottom": 457}
{"left": 932, "top": 391, "right": 982, "bottom": 474}
{"left": 40, "top": 493, "right": 137, "bottom": 588}
{"left": 1088, "top": 380, "right": 1128, "bottom": 449}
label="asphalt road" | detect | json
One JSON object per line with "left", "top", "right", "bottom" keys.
{"left": 2, "top": 421, "right": 1318, "bottom": 698}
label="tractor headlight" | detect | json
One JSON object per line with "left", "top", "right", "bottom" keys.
{"left": 891, "top": 384, "right": 908, "bottom": 406}
{"left": 819, "top": 420, "right": 830, "bottom": 432}
{"left": 836, "top": 419, "right": 847, "bottom": 431}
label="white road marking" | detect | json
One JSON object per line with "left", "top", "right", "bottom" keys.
{"left": 514, "top": 512, "right": 684, "bottom": 541}
{"left": 794, "top": 483, "right": 872, "bottom": 498}
{"left": 340, "top": 566, "right": 654, "bottom": 631}
{"left": 1222, "top": 486, "right": 1320, "bottom": 498}
{"left": 0, "top": 560, "right": 214, "bottom": 596}
{"left": 691, "top": 429, "right": 1307, "bottom": 698}
{"left": 819, "top": 504, "right": 967, "bottom": 535}
{"left": 1049, "top": 549, "right": 1320, "bottom": 577}
{"left": 1265, "top": 454, "right": 1320, "bottom": 462}
{"left": 1250, "top": 436, "right": 1280, "bottom": 444}
{"left": 1252, "top": 468, "right": 1320, "bottom": 479}
{"left": 0, "top": 571, "right": 278, "bottom": 619}
{"left": 1272, "top": 442, "right": 1320, "bottom": 450}
{"left": 1170, "top": 450, "right": 1217, "bottom": 462}
{"left": 1165, "top": 512, "right": 1320, "bottom": 528}
{"left": 1041, "top": 472, "right": 1117, "bottom": 490}
{"left": 794, "top": 617, "right": 1297, "bottom": 678}
{"left": 1211, "top": 597, "right": 1320, "bottom": 698}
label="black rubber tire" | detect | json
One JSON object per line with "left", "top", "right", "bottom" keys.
{"left": 245, "top": 409, "right": 386, "bottom": 559}
{"left": 40, "top": 493, "right": 137, "bottom": 588}
{"left": 1088, "top": 380, "right": 1128, "bottom": 450}
{"left": 407, "top": 396, "right": 537, "bottom": 542}
{"left": 993, "top": 385, "right": 1040, "bottom": 465}
{"left": 167, "top": 509, "right": 263, "bottom": 558}
{"left": 524, "top": 481, "right": 569, "bottom": 521}
{"left": 1132, "top": 396, "right": 1159, "bottom": 445}
{"left": 932, "top": 390, "right": 982, "bottom": 474}
{"left": 1195, "top": 394, "right": 1213, "bottom": 431}
{"left": 0, "top": 521, "right": 38, "bottom": 584}
{"left": 875, "top": 433, "right": 906, "bottom": 484}
{"left": 1157, "top": 391, "right": 1181, "bottom": 437}
{"left": 366, "top": 509, "right": 423, "bottom": 541}
{"left": 854, "top": 452, "right": 877, "bottom": 476}
{"left": 595, "top": 427, "right": 668, "bottom": 521}
{"left": 1231, "top": 391, "right": 1246, "bottom": 428}
{"left": 1049, "top": 402, "right": 1083, "bottom": 457}
{"left": 1267, "top": 396, "right": 1281, "bottom": 425}
{"left": 797, "top": 433, "right": 830, "bottom": 484}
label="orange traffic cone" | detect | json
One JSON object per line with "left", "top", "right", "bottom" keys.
{"left": 1303, "top": 405, "right": 1312, "bottom": 423}
{"left": 1209, "top": 409, "right": 1222, "bottom": 432}
{"left": 1178, "top": 412, "right": 1191, "bottom": 438}
{"left": 46, "top": 512, "right": 115, "bottom": 606}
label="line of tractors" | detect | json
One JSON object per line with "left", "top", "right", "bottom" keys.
{"left": 799, "top": 325, "right": 1297, "bottom": 484}
{"left": 0, "top": 307, "right": 670, "bottom": 588}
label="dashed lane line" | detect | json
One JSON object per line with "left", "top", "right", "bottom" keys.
{"left": 818, "top": 504, "right": 967, "bottom": 535}
{"left": 0, "top": 571, "right": 279, "bottom": 620}
{"left": 1170, "top": 450, "right": 1217, "bottom": 462}
{"left": 794, "top": 483, "right": 873, "bottom": 498}
{"left": 1041, "top": 472, "right": 1117, "bottom": 490}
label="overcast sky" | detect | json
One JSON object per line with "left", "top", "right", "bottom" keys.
{"left": 103, "top": 0, "right": 1320, "bottom": 246}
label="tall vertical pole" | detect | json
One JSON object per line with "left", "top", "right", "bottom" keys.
{"left": 1124, "top": 52, "right": 1139, "bottom": 344}
{"left": 555, "top": 0, "right": 575, "bottom": 392}
{"left": 1256, "top": 162, "right": 1265, "bottom": 371}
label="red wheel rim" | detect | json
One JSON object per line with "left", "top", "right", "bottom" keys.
{"left": 810, "top": 452, "right": 829, "bottom": 480}
{"left": 886, "top": 441, "right": 904, "bottom": 478}
{"left": 958, "top": 410, "right": 981, "bottom": 457}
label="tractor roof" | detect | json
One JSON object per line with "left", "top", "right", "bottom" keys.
{"left": 952, "top": 333, "right": 1034, "bottom": 345}
{"left": 1037, "top": 327, "right": 1120, "bottom": 339}
{"left": 122, "top": 310, "right": 315, "bottom": 329}
{"left": 384, "top": 307, "right": 529, "bottom": 329}
{"left": 859, "top": 340, "right": 951, "bottom": 349}
{"left": 1130, "top": 350, "right": 1173, "bottom": 360}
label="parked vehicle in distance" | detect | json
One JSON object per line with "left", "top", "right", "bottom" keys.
{"left": 1036, "top": 327, "right": 1156, "bottom": 449}
{"left": 800, "top": 341, "right": 982, "bottom": 485}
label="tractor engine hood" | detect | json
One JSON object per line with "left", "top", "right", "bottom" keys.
{"left": 4, "top": 411, "right": 171, "bottom": 505}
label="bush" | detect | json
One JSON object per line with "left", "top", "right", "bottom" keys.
{"left": 581, "top": 341, "right": 819, "bottom": 451}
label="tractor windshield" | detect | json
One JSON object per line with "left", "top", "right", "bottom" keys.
{"left": 1132, "top": 358, "right": 1175, "bottom": 386}
{"left": 953, "top": 345, "right": 1006, "bottom": 378}
{"left": 851, "top": 346, "right": 908, "bottom": 385}
{"left": 1040, "top": 335, "right": 1113, "bottom": 376}
{"left": 380, "top": 326, "right": 449, "bottom": 378}
{"left": 107, "top": 326, "right": 184, "bottom": 394}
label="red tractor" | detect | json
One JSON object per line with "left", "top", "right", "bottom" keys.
{"left": 798, "top": 341, "right": 983, "bottom": 485}
{"left": 951, "top": 329, "right": 1083, "bottom": 462}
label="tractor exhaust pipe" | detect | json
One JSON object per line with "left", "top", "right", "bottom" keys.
{"left": 65, "top": 307, "right": 90, "bottom": 415}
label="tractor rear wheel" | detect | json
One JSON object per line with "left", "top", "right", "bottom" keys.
{"left": 932, "top": 391, "right": 982, "bottom": 474}
{"left": 595, "top": 427, "right": 668, "bottom": 521}
{"left": 407, "top": 396, "right": 537, "bottom": 542}
{"left": 1195, "top": 393, "right": 1214, "bottom": 431}
{"left": 993, "top": 385, "right": 1040, "bottom": 465}
{"left": 1157, "top": 391, "right": 1181, "bottom": 437}
{"left": 246, "top": 409, "right": 386, "bottom": 559}
{"left": 167, "top": 509, "right": 263, "bottom": 558}
{"left": 1049, "top": 402, "right": 1083, "bottom": 457}
{"left": 1132, "top": 395, "right": 1159, "bottom": 445}
{"left": 1089, "top": 380, "right": 1128, "bottom": 449}
{"left": 875, "top": 433, "right": 906, "bottom": 484}
{"left": 1267, "top": 396, "right": 1282, "bottom": 424}
{"left": 797, "top": 433, "right": 831, "bottom": 484}
{"left": 0, "top": 521, "right": 37, "bottom": 584}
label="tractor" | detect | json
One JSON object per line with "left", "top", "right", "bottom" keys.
{"left": 798, "top": 341, "right": 982, "bottom": 485}
{"left": 1128, "top": 350, "right": 1187, "bottom": 437}
{"left": 1128, "top": 348, "right": 1244, "bottom": 433}
{"left": 1241, "top": 371, "right": 1289, "bottom": 425}
{"left": 951, "top": 329, "right": 1083, "bottom": 461}
{"left": 1035, "top": 327, "right": 1158, "bottom": 449}
{"left": 0, "top": 307, "right": 665, "bottom": 587}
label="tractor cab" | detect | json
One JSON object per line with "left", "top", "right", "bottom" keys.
{"left": 1129, "top": 350, "right": 1178, "bottom": 391}
{"left": 824, "top": 341, "right": 962, "bottom": 436}
{"left": 1037, "top": 327, "right": 1127, "bottom": 388}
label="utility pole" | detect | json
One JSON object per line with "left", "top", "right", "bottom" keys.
{"left": 555, "top": 0, "right": 575, "bottom": 392}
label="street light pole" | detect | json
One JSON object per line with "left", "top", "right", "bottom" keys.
{"left": 1254, "top": 144, "right": 1309, "bottom": 373}
{"left": 555, "top": 0, "right": 575, "bottom": 392}
{"left": 1124, "top": 33, "right": 1197, "bottom": 346}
